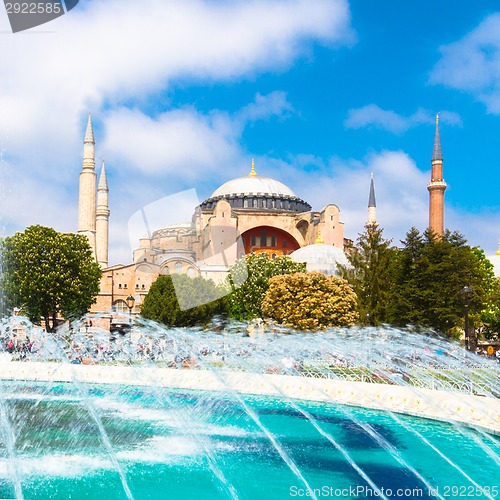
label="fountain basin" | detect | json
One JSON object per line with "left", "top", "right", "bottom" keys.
{"left": 0, "top": 374, "right": 499, "bottom": 500}
{"left": 1, "top": 361, "right": 499, "bottom": 436}
{"left": 1, "top": 323, "right": 499, "bottom": 499}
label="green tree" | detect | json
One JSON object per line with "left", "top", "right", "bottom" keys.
{"left": 0, "top": 237, "right": 18, "bottom": 315}
{"left": 225, "top": 253, "right": 306, "bottom": 320}
{"left": 388, "top": 228, "right": 494, "bottom": 335}
{"left": 386, "top": 227, "right": 426, "bottom": 326}
{"left": 340, "top": 224, "right": 396, "bottom": 325}
{"left": 2, "top": 225, "right": 102, "bottom": 331}
{"left": 475, "top": 275, "right": 500, "bottom": 341}
{"left": 141, "top": 274, "right": 224, "bottom": 327}
{"left": 262, "top": 272, "right": 358, "bottom": 329}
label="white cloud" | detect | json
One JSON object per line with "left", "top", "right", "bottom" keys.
{"left": 290, "top": 150, "right": 429, "bottom": 243}
{"left": 103, "top": 107, "right": 239, "bottom": 178}
{"left": 237, "top": 91, "right": 295, "bottom": 123}
{"left": 447, "top": 207, "right": 500, "bottom": 257}
{"left": 258, "top": 150, "right": 500, "bottom": 257}
{"left": 102, "top": 91, "right": 293, "bottom": 180}
{"left": 430, "top": 13, "right": 500, "bottom": 113}
{"left": 0, "top": 162, "right": 77, "bottom": 232}
{"left": 0, "top": 0, "right": 353, "bottom": 263}
{"left": 344, "top": 105, "right": 462, "bottom": 133}
{"left": 0, "top": 0, "right": 352, "bottom": 148}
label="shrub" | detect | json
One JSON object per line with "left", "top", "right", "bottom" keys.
{"left": 261, "top": 272, "right": 359, "bottom": 330}
{"left": 226, "top": 253, "right": 305, "bottom": 320}
{"left": 141, "top": 275, "right": 224, "bottom": 327}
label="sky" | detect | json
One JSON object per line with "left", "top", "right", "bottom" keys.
{"left": 1, "top": 0, "right": 500, "bottom": 265}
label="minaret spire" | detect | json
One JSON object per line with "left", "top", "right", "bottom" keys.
{"left": 98, "top": 159, "right": 108, "bottom": 190}
{"left": 427, "top": 113, "right": 447, "bottom": 236}
{"left": 367, "top": 172, "right": 377, "bottom": 226}
{"left": 432, "top": 113, "right": 442, "bottom": 161}
{"left": 96, "top": 160, "right": 110, "bottom": 268}
{"left": 84, "top": 113, "right": 94, "bottom": 145}
{"left": 78, "top": 113, "right": 97, "bottom": 258}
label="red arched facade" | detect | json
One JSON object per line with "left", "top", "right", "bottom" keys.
{"left": 241, "top": 226, "right": 300, "bottom": 257}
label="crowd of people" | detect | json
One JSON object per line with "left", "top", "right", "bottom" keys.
{"left": 475, "top": 345, "right": 500, "bottom": 362}
{"left": 1, "top": 317, "right": 500, "bottom": 378}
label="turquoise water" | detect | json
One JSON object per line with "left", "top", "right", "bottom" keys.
{"left": 1, "top": 381, "right": 498, "bottom": 500}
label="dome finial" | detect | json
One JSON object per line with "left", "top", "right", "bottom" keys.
{"left": 249, "top": 158, "right": 257, "bottom": 177}
{"left": 315, "top": 225, "right": 324, "bottom": 244}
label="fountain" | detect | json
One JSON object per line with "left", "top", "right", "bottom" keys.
{"left": 0, "top": 315, "right": 499, "bottom": 499}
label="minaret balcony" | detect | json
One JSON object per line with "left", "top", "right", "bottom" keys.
{"left": 427, "top": 180, "right": 447, "bottom": 189}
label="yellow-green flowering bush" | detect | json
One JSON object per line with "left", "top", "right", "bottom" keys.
{"left": 226, "top": 253, "right": 305, "bottom": 320}
{"left": 261, "top": 272, "right": 359, "bottom": 330}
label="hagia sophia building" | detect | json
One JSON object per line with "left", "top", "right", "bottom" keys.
{"left": 76, "top": 113, "right": 459, "bottom": 327}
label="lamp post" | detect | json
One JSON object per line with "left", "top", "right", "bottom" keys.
{"left": 126, "top": 295, "right": 135, "bottom": 323}
{"left": 460, "top": 285, "right": 473, "bottom": 351}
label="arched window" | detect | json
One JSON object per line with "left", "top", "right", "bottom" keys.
{"left": 175, "top": 261, "right": 183, "bottom": 274}
{"left": 187, "top": 267, "right": 195, "bottom": 277}
{"left": 112, "top": 300, "right": 128, "bottom": 313}
{"left": 260, "top": 231, "right": 267, "bottom": 247}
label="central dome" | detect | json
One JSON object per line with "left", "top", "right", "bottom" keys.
{"left": 199, "top": 161, "right": 311, "bottom": 213}
{"left": 210, "top": 175, "right": 297, "bottom": 198}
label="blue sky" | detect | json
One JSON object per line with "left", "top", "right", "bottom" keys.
{"left": 1, "top": 0, "right": 500, "bottom": 264}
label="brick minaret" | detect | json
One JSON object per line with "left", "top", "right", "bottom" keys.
{"left": 427, "top": 114, "right": 447, "bottom": 236}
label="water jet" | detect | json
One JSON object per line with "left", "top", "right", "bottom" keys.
{"left": 0, "top": 318, "right": 498, "bottom": 499}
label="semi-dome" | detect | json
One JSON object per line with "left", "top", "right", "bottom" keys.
{"left": 200, "top": 161, "right": 311, "bottom": 213}
{"left": 290, "top": 243, "right": 350, "bottom": 276}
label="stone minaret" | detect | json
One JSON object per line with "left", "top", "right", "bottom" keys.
{"left": 367, "top": 172, "right": 377, "bottom": 226}
{"left": 427, "top": 114, "right": 447, "bottom": 236}
{"left": 96, "top": 160, "right": 110, "bottom": 268}
{"left": 78, "top": 114, "right": 97, "bottom": 257}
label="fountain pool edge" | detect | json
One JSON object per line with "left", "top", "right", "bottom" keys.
{"left": 1, "top": 361, "right": 499, "bottom": 436}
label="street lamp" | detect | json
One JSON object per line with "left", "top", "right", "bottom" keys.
{"left": 126, "top": 295, "right": 135, "bottom": 322}
{"left": 460, "top": 285, "right": 473, "bottom": 351}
